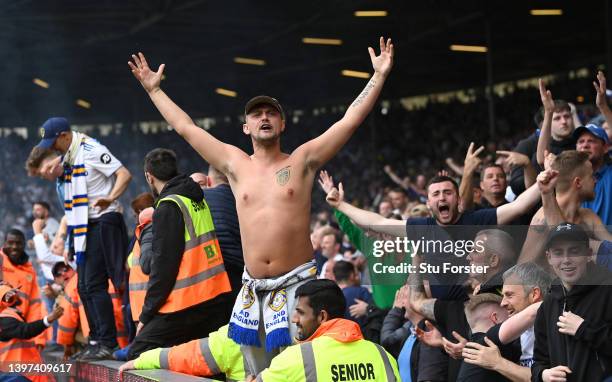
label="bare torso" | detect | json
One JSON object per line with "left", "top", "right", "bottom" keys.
{"left": 227, "top": 150, "right": 315, "bottom": 278}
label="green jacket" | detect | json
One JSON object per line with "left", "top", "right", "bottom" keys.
{"left": 334, "top": 210, "right": 410, "bottom": 309}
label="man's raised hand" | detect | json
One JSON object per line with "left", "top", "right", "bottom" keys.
{"left": 496, "top": 150, "right": 530, "bottom": 168}
{"left": 463, "top": 142, "right": 485, "bottom": 175}
{"left": 594, "top": 71, "right": 610, "bottom": 111}
{"left": 128, "top": 52, "right": 165, "bottom": 94}
{"left": 539, "top": 78, "right": 555, "bottom": 113}
{"left": 326, "top": 183, "right": 345, "bottom": 208}
{"left": 537, "top": 169, "right": 559, "bottom": 195}
{"left": 369, "top": 37, "right": 394, "bottom": 77}
{"left": 318, "top": 170, "right": 335, "bottom": 194}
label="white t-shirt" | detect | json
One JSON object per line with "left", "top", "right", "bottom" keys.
{"left": 81, "top": 138, "right": 123, "bottom": 219}
{"left": 519, "top": 326, "right": 535, "bottom": 367}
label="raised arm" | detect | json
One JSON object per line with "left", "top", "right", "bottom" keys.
{"left": 499, "top": 302, "right": 542, "bottom": 344}
{"left": 383, "top": 165, "right": 410, "bottom": 189}
{"left": 407, "top": 254, "right": 436, "bottom": 321}
{"left": 497, "top": 179, "right": 541, "bottom": 225}
{"left": 594, "top": 71, "right": 612, "bottom": 128}
{"left": 536, "top": 79, "right": 555, "bottom": 166}
{"left": 518, "top": 169, "right": 558, "bottom": 264}
{"left": 459, "top": 142, "right": 484, "bottom": 211}
{"left": 298, "top": 37, "right": 394, "bottom": 169}
{"left": 496, "top": 150, "right": 537, "bottom": 189}
{"left": 326, "top": 183, "right": 407, "bottom": 237}
{"left": 538, "top": 169, "right": 563, "bottom": 225}
{"left": 128, "top": 53, "right": 243, "bottom": 175}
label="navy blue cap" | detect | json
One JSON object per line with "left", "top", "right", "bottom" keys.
{"left": 573, "top": 123, "right": 610, "bottom": 144}
{"left": 545, "top": 223, "right": 590, "bottom": 250}
{"left": 37, "top": 117, "right": 70, "bottom": 149}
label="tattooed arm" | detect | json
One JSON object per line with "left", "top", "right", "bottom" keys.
{"left": 407, "top": 255, "right": 437, "bottom": 321}
{"left": 298, "top": 37, "right": 394, "bottom": 169}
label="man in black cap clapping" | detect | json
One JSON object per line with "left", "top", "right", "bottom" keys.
{"left": 531, "top": 223, "right": 612, "bottom": 382}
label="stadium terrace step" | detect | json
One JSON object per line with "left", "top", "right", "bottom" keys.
{"left": 43, "top": 351, "right": 215, "bottom": 382}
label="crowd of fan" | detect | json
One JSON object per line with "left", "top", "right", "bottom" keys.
{"left": 1, "top": 69, "right": 611, "bottom": 381}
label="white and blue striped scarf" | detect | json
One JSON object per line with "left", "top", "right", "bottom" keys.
{"left": 63, "top": 132, "right": 89, "bottom": 265}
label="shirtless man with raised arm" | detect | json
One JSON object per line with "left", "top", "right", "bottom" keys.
{"left": 128, "top": 37, "right": 393, "bottom": 374}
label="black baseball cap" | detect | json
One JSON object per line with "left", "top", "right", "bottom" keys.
{"left": 244, "top": 96, "right": 285, "bottom": 120}
{"left": 37, "top": 117, "right": 70, "bottom": 149}
{"left": 545, "top": 223, "right": 590, "bottom": 250}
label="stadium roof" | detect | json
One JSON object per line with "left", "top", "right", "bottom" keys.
{"left": 0, "top": 0, "right": 608, "bottom": 126}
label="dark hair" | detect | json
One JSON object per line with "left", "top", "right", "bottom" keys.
{"left": 427, "top": 175, "right": 459, "bottom": 194}
{"left": 52, "top": 262, "right": 71, "bottom": 278}
{"left": 5, "top": 229, "right": 25, "bottom": 242}
{"left": 144, "top": 148, "right": 179, "bottom": 181}
{"left": 295, "top": 279, "right": 346, "bottom": 319}
{"left": 33, "top": 201, "right": 51, "bottom": 211}
{"left": 131, "top": 192, "right": 155, "bottom": 214}
{"left": 535, "top": 100, "right": 571, "bottom": 127}
{"left": 480, "top": 164, "right": 506, "bottom": 182}
{"left": 333, "top": 260, "right": 356, "bottom": 283}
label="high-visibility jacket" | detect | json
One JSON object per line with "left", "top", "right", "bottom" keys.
{"left": 0, "top": 308, "right": 50, "bottom": 382}
{"left": 57, "top": 274, "right": 128, "bottom": 348}
{"left": 0, "top": 250, "right": 47, "bottom": 347}
{"left": 155, "top": 194, "right": 231, "bottom": 314}
{"left": 134, "top": 324, "right": 245, "bottom": 380}
{"left": 258, "top": 318, "right": 400, "bottom": 381}
{"left": 128, "top": 217, "right": 152, "bottom": 321}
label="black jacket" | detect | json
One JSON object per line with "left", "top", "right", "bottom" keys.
{"left": 139, "top": 223, "right": 153, "bottom": 275}
{"left": 531, "top": 263, "right": 612, "bottom": 382}
{"left": 139, "top": 174, "right": 209, "bottom": 325}
{"left": 380, "top": 307, "right": 411, "bottom": 358}
{"left": 509, "top": 132, "right": 576, "bottom": 196}
{"left": 0, "top": 309, "right": 47, "bottom": 341}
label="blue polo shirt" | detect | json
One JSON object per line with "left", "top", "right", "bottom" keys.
{"left": 582, "top": 163, "right": 612, "bottom": 226}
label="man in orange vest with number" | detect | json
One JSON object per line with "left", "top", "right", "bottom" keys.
{"left": 128, "top": 148, "right": 232, "bottom": 359}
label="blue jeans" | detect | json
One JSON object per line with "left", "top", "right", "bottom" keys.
{"left": 77, "top": 219, "right": 118, "bottom": 348}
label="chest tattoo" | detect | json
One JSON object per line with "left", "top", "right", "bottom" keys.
{"left": 275, "top": 166, "right": 291, "bottom": 186}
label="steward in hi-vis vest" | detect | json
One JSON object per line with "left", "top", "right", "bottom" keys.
{"left": 129, "top": 150, "right": 232, "bottom": 360}
{"left": 255, "top": 279, "right": 400, "bottom": 382}
{"left": 0, "top": 284, "right": 64, "bottom": 382}
{"left": 128, "top": 211, "right": 153, "bottom": 322}
{"left": 121, "top": 324, "right": 244, "bottom": 381}
{"left": 258, "top": 318, "right": 399, "bottom": 382}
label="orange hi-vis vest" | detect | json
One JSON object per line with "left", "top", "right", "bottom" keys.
{"left": 0, "top": 308, "right": 50, "bottom": 382}
{"left": 128, "top": 217, "right": 152, "bottom": 321}
{"left": 155, "top": 194, "right": 231, "bottom": 314}
{"left": 57, "top": 274, "right": 128, "bottom": 348}
{"left": 0, "top": 250, "right": 47, "bottom": 347}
